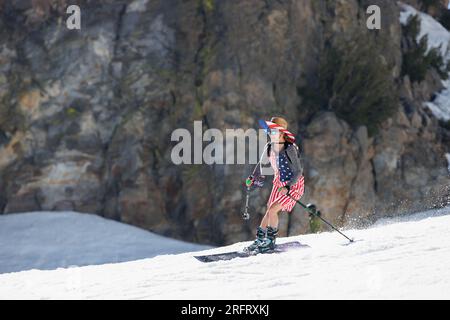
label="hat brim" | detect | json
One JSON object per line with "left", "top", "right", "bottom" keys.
{"left": 258, "top": 119, "right": 269, "bottom": 131}
{"left": 262, "top": 120, "right": 296, "bottom": 142}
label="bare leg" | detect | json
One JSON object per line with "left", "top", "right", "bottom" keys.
{"left": 260, "top": 212, "right": 269, "bottom": 229}
{"left": 260, "top": 202, "right": 283, "bottom": 229}
{"left": 268, "top": 202, "right": 283, "bottom": 228}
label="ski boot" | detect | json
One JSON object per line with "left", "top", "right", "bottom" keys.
{"left": 244, "top": 226, "right": 266, "bottom": 253}
{"left": 257, "top": 226, "right": 278, "bottom": 253}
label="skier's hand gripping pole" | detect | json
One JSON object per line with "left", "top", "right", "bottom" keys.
{"left": 245, "top": 176, "right": 254, "bottom": 188}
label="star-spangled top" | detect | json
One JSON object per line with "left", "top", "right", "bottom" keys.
{"left": 277, "top": 152, "right": 294, "bottom": 182}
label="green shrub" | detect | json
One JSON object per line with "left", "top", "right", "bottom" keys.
{"left": 403, "top": 14, "right": 421, "bottom": 39}
{"left": 439, "top": 10, "right": 450, "bottom": 31}
{"left": 402, "top": 35, "right": 430, "bottom": 82}
{"left": 419, "top": 0, "right": 442, "bottom": 11}
{"left": 426, "top": 46, "right": 450, "bottom": 80}
{"left": 401, "top": 15, "right": 450, "bottom": 82}
{"left": 439, "top": 119, "right": 450, "bottom": 130}
{"left": 66, "top": 107, "right": 79, "bottom": 118}
{"left": 309, "top": 214, "right": 322, "bottom": 233}
{"left": 298, "top": 33, "right": 398, "bottom": 136}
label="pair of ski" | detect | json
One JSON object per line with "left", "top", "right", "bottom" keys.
{"left": 194, "top": 241, "right": 310, "bottom": 263}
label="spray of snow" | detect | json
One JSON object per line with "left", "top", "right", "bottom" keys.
{"left": 399, "top": 3, "right": 450, "bottom": 121}
{"left": 1, "top": 207, "right": 450, "bottom": 299}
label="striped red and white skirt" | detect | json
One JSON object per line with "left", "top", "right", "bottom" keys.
{"left": 267, "top": 175, "right": 305, "bottom": 213}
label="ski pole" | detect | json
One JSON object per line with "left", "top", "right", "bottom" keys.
{"left": 286, "top": 194, "right": 354, "bottom": 243}
{"left": 242, "top": 142, "right": 270, "bottom": 220}
{"left": 250, "top": 142, "right": 270, "bottom": 176}
{"left": 242, "top": 186, "right": 251, "bottom": 220}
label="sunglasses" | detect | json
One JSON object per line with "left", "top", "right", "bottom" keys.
{"left": 265, "top": 129, "right": 280, "bottom": 135}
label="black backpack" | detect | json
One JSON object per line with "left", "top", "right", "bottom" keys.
{"left": 267, "top": 142, "right": 301, "bottom": 164}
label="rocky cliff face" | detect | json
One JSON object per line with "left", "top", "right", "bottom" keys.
{"left": 1, "top": 0, "right": 449, "bottom": 245}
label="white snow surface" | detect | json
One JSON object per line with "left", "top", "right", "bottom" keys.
{"left": 0, "top": 211, "right": 210, "bottom": 274}
{"left": 446, "top": 153, "right": 450, "bottom": 174}
{"left": 1, "top": 207, "right": 450, "bottom": 299}
{"left": 399, "top": 3, "right": 450, "bottom": 59}
{"left": 425, "top": 84, "right": 450, "bottom": 121}
{"left": 399, "top": 3, "right": 450, "bottom": 121}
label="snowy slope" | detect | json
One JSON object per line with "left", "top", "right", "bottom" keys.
{"left": 399, "top": 3, "right": 450, "bottom": 60}
{"left": 1, "top": 207, "right": 450, "bottom": 299}
{"left": 0, "top": 211, "right": 210, "bottom": 274}
{"left": 425, "top": 79, "right": 450, "bottom": 121}
{"left": 399, "top": 3, "right": 450, "bottom": 121}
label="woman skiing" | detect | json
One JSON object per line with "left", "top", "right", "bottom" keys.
{"left": 245, "top": 117, "right": 305, "bottom": 253}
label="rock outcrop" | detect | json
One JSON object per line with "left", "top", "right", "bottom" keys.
{"left": 0, "top": 0, "right": 449, "bottom": 245}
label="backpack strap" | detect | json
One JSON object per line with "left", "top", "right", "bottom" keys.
{"left": 268, "top": 142, "right": 301, "bottom": 163}
{"left": 284, "top": 142, "right": 300, "bottom": 164}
